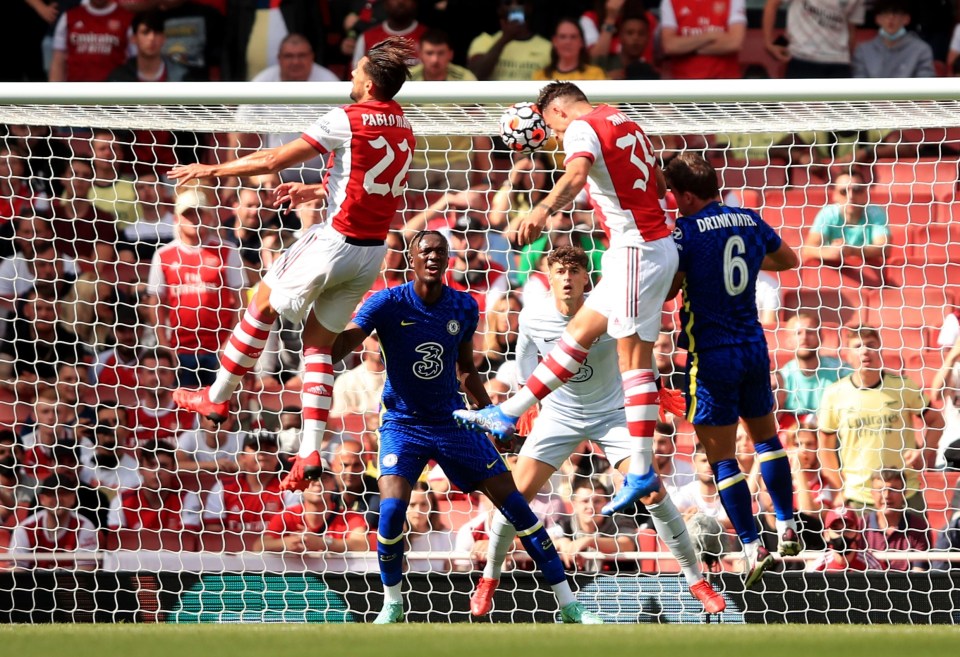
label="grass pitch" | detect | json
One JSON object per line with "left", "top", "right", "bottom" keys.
{"left": 2, "top": 624, "right": 958, "bottom": 657}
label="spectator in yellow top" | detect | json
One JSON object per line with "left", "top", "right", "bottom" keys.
{"left": 533, "top": 18, "right": 606, "bottom": 81}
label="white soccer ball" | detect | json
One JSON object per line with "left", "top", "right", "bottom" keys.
{"left": 499, "top": 102, "right": 549, "bottom": 153}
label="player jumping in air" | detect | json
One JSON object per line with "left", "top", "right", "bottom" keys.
{"left": 470, "top": 245, "right": 725, "bottom": 616}
{"left": 330, "top": 231, "right": 602, "bottom": 624}
{"left": 455, "top": 81, "right": 679, "bottom": 512}
{"left": 664, "top": 152, "right": 802, "bottom": 586}
{"left": 168, "top": 37, "right": 416, "bottom": 491}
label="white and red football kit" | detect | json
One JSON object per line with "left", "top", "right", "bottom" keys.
{"left": 130, "top": 398, "right": 197, "bottom": 447}
{"left": 203, "top": 474, "right": 293, "bottom": 534}
{"left": 351, "top": 21, "right": 427, "bottom": 69}
{"left": 107, "top": 487, "right": 202, "bottom": 531}
{"left": 94, "top": 347, "right": 139, "bottom": 402}
{"left": 52, "top": 1, "right": 133, "bottom": 82}
{"left": 563, "top": 104, "right": 678, "bottom": 341}
{"left": 147, "top": 237, "right": 245, "bottom": 354}
{"left": 660, "top": 0, "right": 747, "bottom": 80}
{"left": 9, "top": 510, "right": 99, "bottom": 554}
{"left": 264, "top": 505, "right": 367, "bottom": 540}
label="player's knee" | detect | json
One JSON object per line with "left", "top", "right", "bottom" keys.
{"left": 378, "top": 497, "right": 408, "bottom": 539}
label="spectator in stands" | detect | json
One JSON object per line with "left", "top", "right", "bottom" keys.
{"left": 659, "top": 0, "right": 747, "bottom": 80}
{"left": 222, "top": 0, "right": 326, "bottom": 81}
{"left": 777, "top": 311, "right": 852, "bottom": 419}
{"left": 176, "top": 403, "right": 242, "bottom": 476}
{"left": 852, "top": 0, "right": 935, "bottom": 79}
{"left": 260, "top": 459, "right": 368, "bottom": 553}
{"left": 654, "top": 421, "right": 695, "bottom": 494}
{"left": 234, "top": 34, "right": 339, "bottom": 185}
{"left": 818, "top": 327, "right": 944, "bottom": 511}
{"left": 124, "top": 172, "right": 176, "bottom": 259}
{"left": 49, "top": 0, "right": 133, "bottom": 82}
{"left": 46, "top": 440, "right": 109, "bottom": 532}
{"left": 109, "top": 11, "right": 201, "bottom": 82}
{"left": 405, "top": 480, "right": 454, "bottom": 573}
{"left": 0, "top": 287, "right": 83, "bottom": 389}
{"left": 931, "top": 511, "right": 960, "bottom": 570}
{"left": 863, "top": 469, "right": 930, "bottom": 571}
{"left": 674, "top": 443, "right": 734, "bottom": 570}
{"left": 88, "top": 129, "right": 140, "bottom": 229}
{"left": 204, "top": 430, "right": 292, "bottom": 549}
{"left": 468, "top": 1, "right": 551, "bottom": 81}
{"left": 930, "top": 337, "right": 960, "bottom": 468}
{"left": 276, "top": 406, "right": 303, "bottom": 458}
{"left": 17, "top": 389, "right": 66, "bottom": 473}
{"left": 581, "top": 0, "right": 656, "bottom": 65}
{"left": 330, "top": 334, "right": 386, "bottom": 423}
{"left": 224, "top": 184, "right": 283, "bottom": 285}
{"left": 146, "top": 187, "right": 245, "bottom": 388}
{"left": 0, "top": 218, "right": 76, "bottom": 314}
{"left": 786, "top": 420, "right": 832, "bottom": 550}
{"left": 762, "top": 0, "right": 865, "bottom": 79}
{"left": 78, "top": 421, "right": 140, "bottom": 495}
{"left": 801, "top": 170, "right": 890, "bottom": 268}
{"left": 0, "top": 432, "right": 28, "bottom": 532}
{"left": 155, "top": 0, "right": 224, "bottom": 80}
{"left": 556, "top": 476, "right": 638, "bottom": 573}
{"left": 477, "top": 291, "right": 522, "bottom": 381}
{"left": 330, "top": 438, "right": 380, "bottom": 530}
{"left": 352, "top": 0, "right": 427, "bottom": 70}
{"left": 129, "top": 348, "right": 196, "bottom": 448}
{"left": 93, "top": 305, "right": 141, "bottom": 406}
{"left": 406, "top": 30, "right": 493, "bottom": 204}
{"left": 108, "top": 441, "right": 202, "bottom": 551}
{"left": 8, "top": 474, "right": 98, "bottom": 570}
{"left": 533, "top": 18, "right": 605, "bottom": 81}
{"left": 51, "top": 157, "right": 118, "bottom": 265}
{"left": 806, "top": 507, "right": 882, "bottom": 571}
{"left": 444, "top": 213, "right": 510, "bottom": 314}
{"left": 599, "top": 10, "right": 657, "bottom": 80}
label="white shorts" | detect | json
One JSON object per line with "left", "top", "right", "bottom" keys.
{"left": 520, "top": 409, "right": 633, "bottom": 471}
{"left": 585, "top": 237, "right": 678, "bottom": 341}
{"left": 262, "top": 223, "right": 386, "bottom": 331}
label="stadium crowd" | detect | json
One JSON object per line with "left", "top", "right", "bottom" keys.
{"left": 0, "top": 0, "right": 960, "bottom": 579}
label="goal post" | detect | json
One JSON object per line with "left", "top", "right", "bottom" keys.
{"left": 0, "top": 79, "right": 959, "bottom": 624}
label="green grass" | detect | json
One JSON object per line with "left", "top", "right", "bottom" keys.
{"left": 1, "top": 624, "right": 958, "bottom": 657}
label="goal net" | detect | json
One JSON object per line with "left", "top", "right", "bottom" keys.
{"left": 0, "top": 79, "right": 959, "bottom": 624}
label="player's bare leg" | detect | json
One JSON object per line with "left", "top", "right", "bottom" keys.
{"left": 697, "top": 424, "right": 774, "bottom": 588}
{"left": 174, "top": 282, "right": 278, "bottom": 422}
{"left": 478, "top": 471, "right": 602, "bottom": 624}
{"left": 742, "top": 413, "right": 801, "bottom": 555}
{"left": 374, "top": 475, "right": 412, "bottom": 624}
{"left": 280, "top": 313, "right": 338, "bottom": 492}
{"left": 454, "top": 308, "right": 608, "bottom": 439}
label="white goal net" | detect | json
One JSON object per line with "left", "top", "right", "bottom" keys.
{"left": 0, "top": 79, "right": 958, "bottom": 624}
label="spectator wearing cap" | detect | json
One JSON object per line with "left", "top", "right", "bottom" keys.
{"left": 260, "top": 456, "right": 368, "bottom": 553}
{"left": 108, "top": 441, "right": 202, "bottom": 551}
{"left": 8, "top": 474, "right": 99, "bottom": 570}
{"left": 444, "top": 212, "right": 509, "bottom": 314}
{"left": 863, "top": 469, "right": 930, "bottom": 571}
{"left": 203, "top": 430, "right": 295, "bottom": 550}
{"left": 807, "top": 507, "right": 883, "bottom": 572}
{"left": 146, "top": 186, "right": 246, "bottom": 388}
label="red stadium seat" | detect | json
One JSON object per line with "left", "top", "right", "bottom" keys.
{"left": 906, "top": 223, "right": 960, "bottom": 265}
{"left": 871, "top": 157, "right": 958, "bottom": 200}
{"left": 921, "top": 470, "right": 960, "bottom": 532}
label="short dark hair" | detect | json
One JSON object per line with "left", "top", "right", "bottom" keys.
{"left": 410, "top": 229, "right": 447, "bottom": 252}
{"left": 243, "top": 429, "right": 279, "bottom": 451}
{"left": 138, "top": 440, "right": 176, "bottom": 465}
{"left": 536, "top": 81, "right": 589, "bottom": 114}
{"left": 132, "top": 11, "right": 165, "bottom": 34}
{"left": 844, "top": 325, "right": 881, "bottom": 346}
{"left": 364, "top": 36, "right": 415, "bottom": 101}
{"left": 546, "top": 245, "right": 588, "bottom": 271}
{"left": 38, "top": 473, "right": 78, "bottom": 499}
{"left": 663, "top": 153, "right": 720, "bottom": 200}
{"left": 874, "top": 0, "right": 910, "bottom": 15}
{"left": 420, "top": 28, "right": 451, "bottom": 47}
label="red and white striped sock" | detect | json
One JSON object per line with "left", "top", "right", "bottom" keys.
{"left": 299, "top": 347, "right": 334, "bottom": 457}
{"left": 209, "top": 305, "right": 273, "bottom": 404}
{"left": 623, "top": 369, "right": 658, "bottom": 476}
{"left": 501, "top": 331, "right": 589, "bottom": 418}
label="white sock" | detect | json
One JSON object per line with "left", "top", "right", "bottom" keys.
{"left": 383, "top": 583, "right": 402, "bottom": 605}
{"left": 775, "top": 518, "right": 798, "bottom": 536}
{"left": 647, "top": 497, "right": 702, "bottom": 586}
{"left": 482, "top": 510, "right": 516, "bottom": 580}
{"left": 209, "top": 370, "right": 238, "bottom": 404}
{"left": 551, "top": 581, "right": 576, "bottom": 608}
{"left": 742, "top": 539, "right": 758, "bottom": 561}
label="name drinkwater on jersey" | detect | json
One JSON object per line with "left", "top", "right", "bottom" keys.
{"left": 693, "top": 212, "right": 757, "bottom": 233}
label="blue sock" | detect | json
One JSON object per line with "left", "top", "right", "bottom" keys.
{"left": 377, "top": 497, "right": 408, "bottom": 587}
{"left": 497, "top": 490, "right": 566, "bottom": 586}
{"left": 711, "top": 459, "right": 759, "bottom": 545}
{"left": 755, "top": 436, "right": 796, "bottom": 522}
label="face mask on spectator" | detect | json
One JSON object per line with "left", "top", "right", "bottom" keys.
{"left": 880, "top": 27, "right": 907, "bottom": 41}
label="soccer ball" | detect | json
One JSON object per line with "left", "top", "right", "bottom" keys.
{"left": 499, "top": 102, "right": 549, "bottom": 153}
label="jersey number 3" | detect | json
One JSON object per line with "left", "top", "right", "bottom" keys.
{"left": 723, "top": 235, "right": 748, "bottom": 296}
{"left": 363, "top": 136, "right": 413, "bottom": 197}
{"left": 412, "top": 342, "right": 443, "bottom": 380}
{"left": 615, "top": 130, "right": 656, "bottom": 191}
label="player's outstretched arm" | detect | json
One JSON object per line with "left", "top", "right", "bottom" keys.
{"left": 761, "top": 242, "right": 800, "bottom": 272}
{"left": 517, "top": 159, "right": 591, "bottom": 246}
{"left": 169, "top": 138, "right": 320, "bottom": 185}
{"left": 457, "top": 340, "right": 492, "bottom": 409}
{"left": 330, "top": 323, "right": 370, "bottom": 364}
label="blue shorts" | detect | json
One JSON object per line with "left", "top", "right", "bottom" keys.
{"left": 377, "top": 417, "right": 508, "bottom": 492}
{"left": 684, "top": 342, "right": 774, "bottom": 426}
